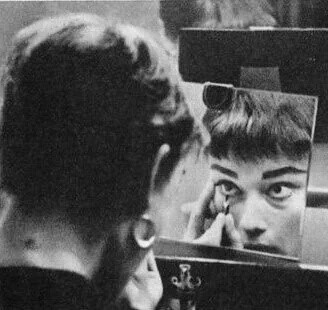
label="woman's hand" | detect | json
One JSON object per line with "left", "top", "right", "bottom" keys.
{"left": 119, "top": 250, "right": 163, "bottom": 310}
{"left": 183, "top": 180, "right": 243, "bottom": 249}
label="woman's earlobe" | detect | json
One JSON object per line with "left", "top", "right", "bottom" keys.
{"left": 132, "top": 214, "right": 156, "bottom": 249}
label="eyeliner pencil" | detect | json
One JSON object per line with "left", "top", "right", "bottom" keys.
{"left": 224, "top": 195, "right": 230, "bottom": 215}
{"left": 221, "top": 195, "right": 230, "bottom": 246}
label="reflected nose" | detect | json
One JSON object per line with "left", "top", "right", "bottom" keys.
{"left": 238, "top": 194, "right": 268, "bottom": 241}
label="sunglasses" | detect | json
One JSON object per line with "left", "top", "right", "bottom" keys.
{"left": 202, "top": 82, "right": 235, "bottom": 110}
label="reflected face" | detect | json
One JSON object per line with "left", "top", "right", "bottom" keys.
{"left": 210, "top": 154, "right": 309, "bottom": 257}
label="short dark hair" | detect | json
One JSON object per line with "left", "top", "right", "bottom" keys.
{"left": 203, "top": 89, "right": 315, "bottom": 162}
{"left": 1, "top": 14, "right": 195, "bottom": 242}
{"left": 160, "top": 0, "right": 277, "bottom": 42}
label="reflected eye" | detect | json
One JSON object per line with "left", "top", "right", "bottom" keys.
{"left": 267, "top": 184, "right": 293, "bottom": 200}
{"left": 216, "top": 181, "right": 240, "bottom": 197}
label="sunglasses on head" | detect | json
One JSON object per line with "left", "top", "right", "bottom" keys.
{"left": 203, "top": 82, "right": 235, "bottom": 110}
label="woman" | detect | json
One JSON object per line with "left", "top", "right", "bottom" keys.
{"left": 0, "top": 13, "right": 197, "bottom": 309}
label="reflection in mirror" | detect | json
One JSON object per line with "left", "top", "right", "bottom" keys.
{"left": 155, "top": 84, "right": 317, "bottom": 261}
{"left": 199, "top": 84, "right": 317, "bottom": 258}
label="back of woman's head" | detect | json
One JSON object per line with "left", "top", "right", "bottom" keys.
{"left": 1, "top": 13, "right": 195, "bottom": 241}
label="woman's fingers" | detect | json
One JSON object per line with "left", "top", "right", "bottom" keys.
{"left": 132, "top": 251, "right": 158, "bottom": 278}
{"left": 225, "top": 214, "right": 243, "bottom": 249}
{"left": 213, "top": 186, "right": 225, "bottom": 214}
{"left": 120, "top": 250, "right": 163, "bottom": 310}
{"left": 193, "top": 213, "right": 225, "bottom": 246}
{"left": 182, "top": 199, "right": 217, "bottom": 218}
{"left": 146, "top": 250, "right": 158, "bottom": 272}
{"left": 183, "top": 180, "right": 244, "bottom": 250}
{"left": 197, "top": 180, "right": 216, "bottom": 214}
{"left": 183, "top": 181, "right": 215, "bottom": 240}
{"left": 181, "top": 202, "right": 195, "bottom": 215}
{"left": 191, "top": 213, "right": 244, "bottom": 249}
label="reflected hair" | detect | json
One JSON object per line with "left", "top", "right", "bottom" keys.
{"left": 0, "top": 13, "right": 196, "bottom": 241}
{"left": 203, "top": 89, "right": 315, "bottom": 162}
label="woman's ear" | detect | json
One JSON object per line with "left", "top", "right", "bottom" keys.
{"left": 132, "top": 214, "right": 156, "bottom": 249}
{"left": 150, "top": 143, "right": 171, "bottom": 193}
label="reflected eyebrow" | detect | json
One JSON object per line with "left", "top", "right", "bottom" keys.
{"left": 211, "top": 164, "right": 238, "bottom": 179}
{"left": 262, "top": 166, "right": 307, "bottom": 179}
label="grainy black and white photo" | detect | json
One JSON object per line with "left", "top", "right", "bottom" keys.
{"left": 0, "top": 1, "right": 328, "bottom": 309}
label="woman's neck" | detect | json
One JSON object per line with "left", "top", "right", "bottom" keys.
{"left": 0, "top": 201, "right": 103, "bottom": 278}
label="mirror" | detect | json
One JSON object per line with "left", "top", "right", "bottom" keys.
{"left": 153, "top": 28, "right": 322, "bottom": 261}
{"left": 203, "top": 83, "right": 317, "bottom": 258}
{"left": 154, "top": 83, "right": 317, "bottom": 261}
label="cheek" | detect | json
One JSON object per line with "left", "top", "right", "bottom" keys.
{"left": 274, "top": 209, "right": 302, "bottom": 256}
{"left": 268, "top": 202, "right": 303, "bottom": 238}
{"left": 277, "top": 191, "right": 306, "bottom": 223}
{"left": 213, "top": 187, "right": 225, "bottom": 211}
{"left": 277, "top": 208, "right": 301, "bottom": 227}
{"left": 230, "top": 198, "right": 303, "bottom": 231}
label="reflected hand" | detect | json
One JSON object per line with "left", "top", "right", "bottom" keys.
{"left": 119, "top": 250, "right": 163, "bottom": 310}
{"left": 183, "top": 180, "right": 243, "bottom": 249}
